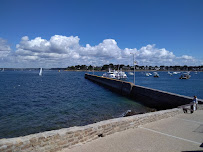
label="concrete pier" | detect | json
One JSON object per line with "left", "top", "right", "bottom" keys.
{"left": 61, "top": 107, "right": 203, "bottom": 152}
{"left": 85, "top": 74, "right": 203, "bottom": 110}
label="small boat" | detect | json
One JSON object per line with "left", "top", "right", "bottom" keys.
{"left": 1, "top": 68, "right": 4, "bottom": 72}
{"left": 102, "top": 69, "right": 116, "bottom": 79}
{"left": 168, "top": 71, "right": 172, "bottom": 76}
{"left": 153, "top": 72, "right": 159, "bottom": 77}
{"left": 114, "top": 65, "right": 128, "bottom": 79}
{"left": 114, "top": 70, "right": 128, "bottom": 80}
{"left": 146, "top": 73, "right": 150, "bottom": 76}
{"left": 39, "top": 68, "right": 43, "bottom": 76}
{"left": 173, "top": 71, "right": 181, "bottom": 74}
{"left": 102, "top": 69, "right": 128, "bottom": 79}
{"left": 146, "top": 72, "right": 152, "bottom": 76}
{"left": 179, "top": 73, "right": 191, "bottom": 79}
{"left": 128, "top": 72, "right": 134, "bottom": 75}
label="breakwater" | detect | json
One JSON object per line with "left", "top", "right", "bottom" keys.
{"left": 85, "top": 74, "right": 203, "bottom": 110}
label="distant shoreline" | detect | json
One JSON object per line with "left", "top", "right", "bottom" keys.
{"left": 1, "top": 68, "right": 203, "bottom": 72}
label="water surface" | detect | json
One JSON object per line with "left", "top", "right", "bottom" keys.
{"left": 0, "top": 71, "right": 149, "bottom": 138}
{"left": 0, "top": 71, "right": 202, "bottom": 138}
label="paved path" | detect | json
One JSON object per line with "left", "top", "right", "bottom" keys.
{"left": 61, "top": 110, "right": 203, "bottom": 152}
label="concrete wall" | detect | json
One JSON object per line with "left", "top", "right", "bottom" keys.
{"left": 130, "top": 85, "right": 194, "bottom": 109}
{"left": 85, "top": 74, "right": 203, "bottom": 110}
{"left": 85, "top": 74, "right": 134, "bottom": 96}
{"left": 0, "top": 108, "right": 182, "bottom": 152}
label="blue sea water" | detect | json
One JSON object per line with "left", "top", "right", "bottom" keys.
{"left": 127, "top": 71, "right": 203, "bottom": 99}
{"left": 0, "top": 70, "right": 202, "bottom": 138}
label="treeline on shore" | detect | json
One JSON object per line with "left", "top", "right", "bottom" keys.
{"left": 64, "top": 64, "right": 203, "bottom": 71}
{"left": 2, "top": 64, "right": 203, "bottom": 71}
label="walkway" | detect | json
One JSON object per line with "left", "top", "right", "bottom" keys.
{"left": 61, "top": 110, "right": 203, "bottom": 152}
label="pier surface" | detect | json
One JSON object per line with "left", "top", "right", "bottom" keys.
{"left": 61, "top": 109, "right": 203, "bottom": 152}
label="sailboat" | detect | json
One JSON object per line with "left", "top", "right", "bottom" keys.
{"left": 39, "top": 68, "right": 42, "bottom": 76}
{"left": 1, "top": 68, "right": 4, "bottom": 72}
{"left": 168, "top": 71, "right": 173, "bottom": 76}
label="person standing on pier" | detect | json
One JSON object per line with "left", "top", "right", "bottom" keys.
{"left": 193, "top": 96, "right": 198, "bottom": 110}
{"left": 190, "top": 96, "right": 198, "bottom": 113}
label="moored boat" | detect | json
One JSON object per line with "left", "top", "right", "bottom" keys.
{"left": 114, "top": 70, "right": 128, "bottom": 80}
{"left": 146, "top": 73, "right": 150, "bottom": 76}
{"left": 153, "top": 72, "right": 159, "bottom": 77}
{"left": 102, "top": 69, "right": 128, "bottom": 79}
{"left": 145, "top": 72, "right": 152, "bottom": 76}
{"left": 128, "top": 72, "right": 134, "bottom": 75}
{"left": 102, "top": 69, "right": 116, "bottom": 79}
{"left": 168, "top": 71, "right": 173, "bottom": 76}
{"left": 179, "top": 73, "right": 191, "bottom": 79}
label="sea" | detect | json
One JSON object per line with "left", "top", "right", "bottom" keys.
{"left": 0, "top": 70, "right": 202, "bottom": 138}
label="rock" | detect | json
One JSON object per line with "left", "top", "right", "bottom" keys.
{"left": 122, "top": 110, "right": 144, "bottom": 117}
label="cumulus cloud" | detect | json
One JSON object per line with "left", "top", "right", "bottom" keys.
{"left": 0, "top": 35, "right": 202, "bottom": 67}
{"left": 14, "top": 36, "right": 124, "bottom": 67}
{"left": 124, "top": 44, "right": 176, "bottom": 65}
{"left": 179, "top": 55, "right": 194, "bottom": 60}
{"left": 80, "top": 39, "right": 121, "bottom": 59}
{"left": 0, "top": 38, "right": 11, "bottom": 59}
{"left": 15, "top": 35, "right": 81, "bottom": 67}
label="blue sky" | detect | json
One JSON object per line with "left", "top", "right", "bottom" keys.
{"left": 0, "top": 0, "right": 203, "bottom": 68}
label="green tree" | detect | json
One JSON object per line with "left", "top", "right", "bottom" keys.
{"left": 81, "top": 65, "right": 87, "bottom": 70}
{"left": 88, "top": 65, "right": 93, "bottom": 70}
{"left": 101, "top": 64, "right": 109, "bottom": 71}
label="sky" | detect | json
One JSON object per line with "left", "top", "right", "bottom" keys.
{"left": 0, "top": 0, "right": 203, "bottom": 68}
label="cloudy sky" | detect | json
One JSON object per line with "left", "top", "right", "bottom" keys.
{"left": 0, "top": 0, "right": 203, "bottom": 68}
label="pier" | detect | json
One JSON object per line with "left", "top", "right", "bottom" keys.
{"left": 85, "top": 73, "right": 203, "bottom": 110}
{"left": 61, "top": 108, "right": 203, "bottom": 152}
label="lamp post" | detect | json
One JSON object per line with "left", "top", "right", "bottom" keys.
{"left": 130, "top": 53, "right": 135, "bottom": 84}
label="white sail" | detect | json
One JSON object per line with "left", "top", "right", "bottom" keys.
{"left": 39, "top": 68, "right": 42, "bottom": 76}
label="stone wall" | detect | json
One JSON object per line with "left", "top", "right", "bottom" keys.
{"left": 0, "top": 108, "right": 182, "bottom": 152}
{"left": 85, "top": 74, "right": 203, "bottom": 110}
{"left": 84, "top": 74, "right": 135, "bottom": 95}
{"left": 130, "top": 85, "right": 194, "bottom": 109}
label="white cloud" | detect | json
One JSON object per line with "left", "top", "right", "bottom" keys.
{"left": 0, "top": 35, "right": 202, "bottom": 67}
{"left": 80, "top": 39, "right": 121, "bottom": 59}
{"left": 15, "top": 35, "right": 81, "bottom": 65}
{"left": 0, "top": 38, "right": 11, "bottom": 59}
{"left": 14, "top": 36, "right": 123, "bottom": 67}
{"left": 129, "top": 44, "right": 176, "bottom": 65}
{"left": 16, "top": 36, "right": 50, "bottom": 53}
{"left": 180, "top": 55, "right": 194, "bottom": 60}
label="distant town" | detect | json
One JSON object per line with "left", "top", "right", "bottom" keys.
{"left": 1, "top": 64, "right": 203, "bottom": 71}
